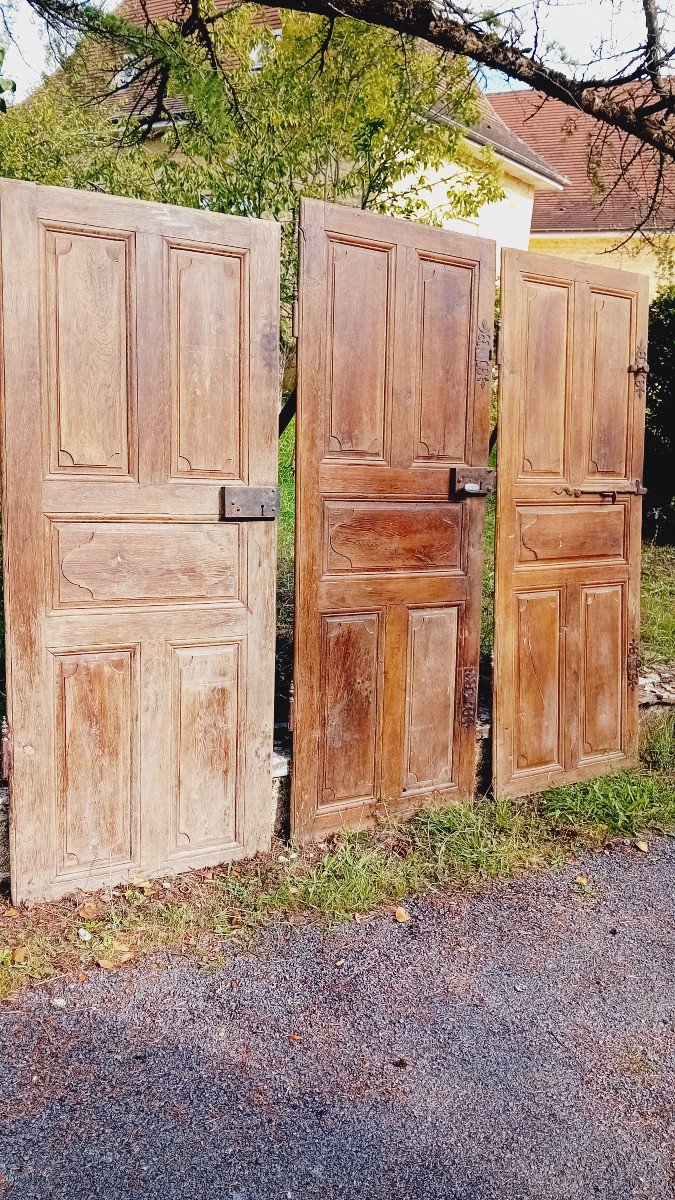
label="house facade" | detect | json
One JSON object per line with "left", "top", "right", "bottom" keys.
{"left": 489, "top": 89, "right": 675, "bottom": 296}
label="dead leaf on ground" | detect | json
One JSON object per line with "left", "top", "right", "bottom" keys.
{"left": 96, "top": 959, "right": 116, "bottom": 970}
{"left": 395, "top": 907, "right": 411, "bottom": 923}
{"left": 2, "top": 908, "right": 20, "bottom": 920}
{"left": 575, "top": 875, "right": 588, "bottom": 886}
{"left": 79, "top": 902, "right": 103, "bottom": 920}
{"left": 635, "top": 839, "right": 649, "bottom": 853}
{"left": 288, "top": 1033, "right": 303, "bottom": 1043}
{"left": 12, "top": 946, "right": 28, "bottom": 965}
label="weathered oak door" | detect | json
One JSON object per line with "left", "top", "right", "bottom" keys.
{"left": 1, "top": 180, "right": 279, "bottom": 901}
{"left": 292, "top": 199, "right": 495, "bottom": 840}
{"left": 494, "top": 249, "right": 648, "bottom": 797}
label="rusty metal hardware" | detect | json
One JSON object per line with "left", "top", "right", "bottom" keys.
{"left": 452, "top": 466, "right": 496, "bottom": 497}
{"left": 475, "top": 320, "right": 492, "bottom": 389}
{"left": 1, "top": 717, "right": 11, "bottom": 781}
{"left": 628, "top": 343, "right": 649, "bottom": 398}
{"left": 221, "top": 486, "right": 280, "bottom": 520}
{"left": 460, "top": 667, "right": 478, "bottom": 728}
{"left": 627, "top": 637, "right": 641, "bottom": 690}
{"left": 554, "top": 479, "right": 646, "bottom": 503}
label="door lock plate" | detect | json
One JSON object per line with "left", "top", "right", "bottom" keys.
{"left": 452, "top": 467, "right": 496, "bottom": 497}
{"left": 221, "top": 486, "right": 280, "bottom": 520}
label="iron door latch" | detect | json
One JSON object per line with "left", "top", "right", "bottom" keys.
{"left": 220, "top": 486, "right": 280, "bottom": 520}
{"left": 451, "top": 467, "right": 496, "bottom": 497}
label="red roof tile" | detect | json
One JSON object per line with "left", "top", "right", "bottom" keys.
{"left": 489, "top": 87, "right": 675, "bottom": 233}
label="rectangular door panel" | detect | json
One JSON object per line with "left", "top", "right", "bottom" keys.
{"left": 579, "top": 584, "right": 624, "bottom": 762}
{"left": 494, "top": 250, "right": 647, "bottom": 797}
{"left": 513, "top": 590, "right": 563, "bottom": 778}
{"left": 319, "top": 612, "right": 381, "bottom": 810}
{"left": 1, "top": 180, "right": 279, "bottom": 901}
{"left": 293, "top": 200, "right": 494, "bottom": 838}
{"left": 403, "top": 606, "right": 459, "bottom": 793}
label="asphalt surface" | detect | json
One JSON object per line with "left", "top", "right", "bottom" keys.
{"left": 0, "top": 839, "right": 673, "bottom": 1200}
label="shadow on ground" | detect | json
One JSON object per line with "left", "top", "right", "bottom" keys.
{"left": 0, "top": 840, "right": 673, "bottom": 1200}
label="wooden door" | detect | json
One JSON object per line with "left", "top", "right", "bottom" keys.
{"left": 292, "top": 200, "right": 495, "bottom": 840}
{"left": 494, "top": 249, "right": 648, "bottom": 797}
{"left": 0, "top": 180, "right": 280, "bottom": 902}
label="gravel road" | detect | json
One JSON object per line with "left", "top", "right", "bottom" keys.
{"left": 0, "top": 839, "right": 673, "bottom": 1200}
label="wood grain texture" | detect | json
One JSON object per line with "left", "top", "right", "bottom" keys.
{"left": 1, "top": 180, "right": 280, "bottom": 901}
{"left": 292, "top": 200, "right": 494, "bottom": 840}
{"left": 494, "top": 249, "right": 648, "bottom": 798}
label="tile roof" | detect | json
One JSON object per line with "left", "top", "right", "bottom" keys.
{"left": 489, "top": 87, "right": 675, "bottom": 233}
{"left": 432, "top": 90, "right": 565, "bottom": 187}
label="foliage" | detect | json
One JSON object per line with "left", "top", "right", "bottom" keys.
{"left": 0, "top": 72, "right": 160, "bottom": 196}
{"left": 145, "top": 9, "right": 502, "bottom": 311}
{"left": 644, "top": 286, "right": 675, "bottom": 542}
{"left": 641, "top": 542, "right": 675, "bottom": 663}
{"left": 0, "top": 47, "right": 15, "bottom": 113}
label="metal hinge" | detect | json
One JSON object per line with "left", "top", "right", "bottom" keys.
{"left": 1, "top": 716, "right": 12, "bottom": 781}
{"left": 288, "top": 681, "right": 295, "bottom": 733}
{"left": 628, "top": 342, "right": 649, "bottom": 398}
{"left": 554, "top": 479, "right": 646, "bottom": 503}
{"left": 475, "top": 320, "right": 492, "bottom": 388}
{"left": 221, "top": 486, "right": 280, "bottom": 520}
{"left": 627, "top": 637, "right": 641, "bottom": 690}
{"left": 460, "top": 667, "right": 478, "bottom": 728}
{"left": 452, "top": 466, "right": 496, "bottom": 497}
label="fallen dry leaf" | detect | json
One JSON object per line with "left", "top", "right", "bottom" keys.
{"left": 2, "top": 907, "right": 20, "bottom": 920}
{"left": 395, "top": 907, "right": 411, "bottom": 923}
{"left": 117, "top": 952, "right": 135, "bottom": 965}
{"left": 635, "top": 839, "right": 649, "bottom": 853}
{"left": 575, "top": 875, "right": 588, "bottom": 886}
{"left": 79, "top": 902, "right": 103, "bottom": 920}
{"left": 12, "top": 945, "right": 28, "bottom": 965}
{"left": 288, "top": 1033, "right": 303, "bottom": 1043}
{"left": 96, "top": 959, "right": 116, "bottom": 970}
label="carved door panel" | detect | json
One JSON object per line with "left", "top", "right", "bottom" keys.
{"left": 0, "top": 180, "right": 279, "bottom": 901}
{"left": 494, "top": 249, "right": 648, "bottom": 797}
{"left": 292, "top": 199, "right": 495, "bottom": 839}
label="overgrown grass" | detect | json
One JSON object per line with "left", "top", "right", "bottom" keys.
{"left": 641, "top": 541, "right": 675, "bottom": 663}
{"left": 0, "top": 713, "right": 673, "bottom": 1003}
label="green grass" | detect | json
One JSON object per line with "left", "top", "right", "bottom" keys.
{"left": 1, "top": 712, "right": 673, "bottom": 1001}
{"left": 641, "top": 542, "right": 675, "bottom": 663}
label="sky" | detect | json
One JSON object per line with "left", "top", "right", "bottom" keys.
{"left": 2, "top": 0, "right": 674, "bottom": 102}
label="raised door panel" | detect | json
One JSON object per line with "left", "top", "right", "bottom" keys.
{"left": 319, "top": 612, "right": 381, "bottom": 809}
{"left": 53, "top": 522, "right": 240, "bottom": 607}
{"left": 415, "top": 258, "right": 473, "bottom": 463}
{"left": 324, "top": 502, "right": 463, "bottom": 576}
{"left": 170, "top": 644, "right": 241, "bottom": 857}
{"left": 54, "top": 649, "right": 137, "bottom": 879}
{"left": 403, "top": 607, "right": 458, "bottom": 792}
{"left": 169, "top": 244, "right": 245, "bottom": 479}
{"left": 579, "top": 585, "right": 624, "bottom": 762}
{"left": 324, "top": 238, "right": 393, "bottom": 461}
{"left": 513, "top": 591, "right": 563, "bottom": 776}
{"left": 44, "top": 227, "right": 135, "bottom": 476}
{"left": 518, "top": 278, "right": 571, "bottom": 481}
{"left": 584, "top": 290, "right": 633, "bottom": 482}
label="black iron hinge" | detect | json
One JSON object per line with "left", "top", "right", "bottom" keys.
{"left": 1, "top": 717, "right": 12, "bottom": 781}
{"left": 627, "top": 638, "right": 641, "bottom": 690}
{"left": 461, "top": 667, "right": 478, "bottom": 728}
